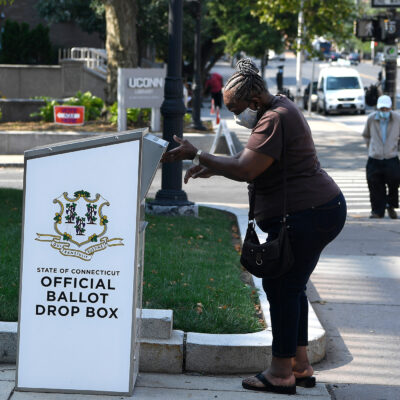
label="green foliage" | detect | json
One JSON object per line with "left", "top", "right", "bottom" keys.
{"left": 108, "top": 102, "right": 151, "bottom": 126}
{"left": 30, "top": 97, "right": 59, "bottom": 122}
{"left": 0, "top": 189, "right": 22, "bottom": 321}
{"left": 0, "top": 20, "right": 55, "bottom": 64}
{"left": 184, "top": 113, "right": 192, "bottom": 124}
{"left": 65, "top": 91, "right": 104, "bottom": 121}
{"left": 31, "top": 92, "right": 104, "bottom": 122}
{"left": 208, "top": 0, "right": 284, "bottom": 59}
{"left": 37, "top": 0, "right": 105, "bottom": 39}
{"left": 251, "top": 0, "right": 356, "bottom": 52}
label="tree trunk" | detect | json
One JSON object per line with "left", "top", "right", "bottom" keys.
{"left": 104, "top": 0, "right": 138, "bottom": 105}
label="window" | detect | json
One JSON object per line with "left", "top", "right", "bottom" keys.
{"left": 326, "top": 77, "right": 360, "bottom": 90}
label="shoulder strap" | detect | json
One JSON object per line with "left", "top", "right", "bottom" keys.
{"left": 248, "top": 109, "right": 288, "bottom": 223}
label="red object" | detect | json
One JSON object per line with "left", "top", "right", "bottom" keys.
{"left": 205, "top": 73, "right": 223, "bottom": 94}
{"left": 54, "top": 106, "right": 85, "bottom": 125}
{"left": 210, "top": 98, "right": 215, "bottom": 115}
{"left": 216, "top": 107, "right": 220, "bottom": 125}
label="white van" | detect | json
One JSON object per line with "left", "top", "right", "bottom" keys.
{"left": 317, "top": 66, "right": 365, "bottom": 115}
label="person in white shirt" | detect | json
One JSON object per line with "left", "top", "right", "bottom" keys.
{"left": 362, "top": 95, "right": 400, "bottom": 219}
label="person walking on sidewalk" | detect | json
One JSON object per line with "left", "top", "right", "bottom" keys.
{"left": 204, "top": 72, "right": 223, "bottom": 109}
{"left": 362, "top": 95, "right": 400, "bottom": 219}
{"left": 162, "top": 58, "right": 346, "bottom": 396}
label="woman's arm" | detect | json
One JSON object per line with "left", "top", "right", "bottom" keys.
{"left": 162, "top": 135, "right": 274, "bottom": 182}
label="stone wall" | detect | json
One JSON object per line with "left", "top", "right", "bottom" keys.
{"left": 0, "top": 61, "right": 106, "bottom": 100}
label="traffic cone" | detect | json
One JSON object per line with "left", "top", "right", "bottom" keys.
{"left": 210, "top": 98, "right": 215, "bottom": 115}
{"left": 216, "top": 106, "right": 220, "bottom": 124}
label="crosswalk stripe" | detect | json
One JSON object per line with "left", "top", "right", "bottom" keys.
{"left": 327, "top": 169, "right": 371, "bottom": 214}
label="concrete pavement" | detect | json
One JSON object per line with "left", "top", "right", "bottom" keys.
{"left": 0, "top": 367, "right": 330, "bottom": 399}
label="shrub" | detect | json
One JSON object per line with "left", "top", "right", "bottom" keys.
{"left": 30, "top": 97, "right": 60, "bottom": 122}
{"left": 64, "top": 91, "right": 104, "bottom": 121}
{"left": 30, "top": 91, "right": 104, "bottom": 122}
{"left": 108, "top": 102, "right": 151, "bottom": 126}
{"left": 0, "top": 20, "right": 55, "bottom": 64}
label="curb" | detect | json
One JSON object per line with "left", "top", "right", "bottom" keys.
{"left": 0, "top": 205, "right": 326, "bottom": 373}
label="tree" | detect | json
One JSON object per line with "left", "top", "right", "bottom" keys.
{"left": 37, "top": 0, "right": 137, "bottom": 104}
{"left": 136, "top": 0, "right": 225, "bottom": 81}
{"left": 208, "top": 0, "right": 284, "bottom": 78}
{"left": 36, "top": 0, "right": 106, "bottom": 40}
{"left": 103, "top": 1, "right": 138, "bottom": 104}
{"left": 0, "top": 20, "right": 54, "bottom": 64}
{"left": 251, "top": 0, "right": 356, "bottom": 52}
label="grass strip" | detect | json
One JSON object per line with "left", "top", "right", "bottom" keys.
{"left": 0, "top": 189, "right": 264, "bottom": 334}
{"left": 143, "top": 207, "right": 264, "bottom": 334}
{"left": 0, "top": 189, "right": 22, "bottom": 321}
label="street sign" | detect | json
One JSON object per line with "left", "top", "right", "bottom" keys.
{"left": 54, "top": 106, "right": 85, "bottom": 125}
{"left": 355, "top": 19, "right": 377, "bottom": 40}
{"left": 384, "top": 45, "right": 397, "bottom": 60}
{"left": 15, "top": 130, "right": 161, "bottom": 396}
{"left": 372, "top": 0, "right": 400, "bottom": 7}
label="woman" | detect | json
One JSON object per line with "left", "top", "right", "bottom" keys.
{"left": 162, "top": 59, "right": 346, "bottom": 395}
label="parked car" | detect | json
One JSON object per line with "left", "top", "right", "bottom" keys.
{"left": 303, "top": 81, "right": 318, "bottom": 111}
{"left": 268, "top": 50, "right": 285, "bottom": 61}
{"left": 317, "top": 66, "right": 366, "bottom": 115}
{"left": 348, "top": 52, "right": 360, "bottom": 65}
{"left": 329, "top": 52, "right": 342, "bottom": 62}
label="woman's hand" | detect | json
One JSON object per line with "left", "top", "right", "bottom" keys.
{"left": 161, "top": 135, "right": 198, "bottom": 163}
{"left": 184, "top": 165, "right": 214, "bottom": 183}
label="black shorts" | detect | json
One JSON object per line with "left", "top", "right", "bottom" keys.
{"left": 211, "top": 91, "right": 222, "bottom": 108}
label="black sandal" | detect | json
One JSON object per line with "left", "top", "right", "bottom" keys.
{"left": 295, "top": 376, "right": 316, "bottom": 388}
{"left": 242, "top": 373, "right": 296, "bottom": 395}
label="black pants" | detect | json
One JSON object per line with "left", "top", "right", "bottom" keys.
{"left": 258, "top": 193, "right": 346, "bottom": 357}
{"left": 366, "top": 157, "right": 400, "bottom": 216}
{"left": 211, "top": 91, "right": 222, "bottom": 108}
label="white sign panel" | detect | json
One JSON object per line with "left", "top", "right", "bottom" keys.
{"left": 16, "top": 134, "right": 143, "bottom": 395}
{"left": 118, "top": 67, "right": 166, "bottom": 132}
{"left": 118, "top": 67, "right": 166, "bottom": 109}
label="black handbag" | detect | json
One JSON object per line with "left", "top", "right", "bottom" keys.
{"left": 240, "top": 110, "right": 294, "bottom": 279}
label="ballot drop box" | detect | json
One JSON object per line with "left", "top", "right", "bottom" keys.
{"left": 15, "top": 129, "right": 168, "bottom": 396}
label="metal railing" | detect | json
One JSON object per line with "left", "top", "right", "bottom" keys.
{"left": 59, "top": 47, "right": 107, "bottom": 78}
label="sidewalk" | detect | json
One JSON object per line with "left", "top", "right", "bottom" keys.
{"left": 0, "top": 368, "right": 330, "bottom": 399}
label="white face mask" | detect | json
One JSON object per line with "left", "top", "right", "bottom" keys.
{"left": 234, "top": 107, "right": 258, "bottom": 129}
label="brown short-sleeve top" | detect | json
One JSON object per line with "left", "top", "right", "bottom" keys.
{"left": 246, "top": 95, "right": 340, "bottom": 221}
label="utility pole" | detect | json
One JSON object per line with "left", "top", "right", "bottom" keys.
{"left": 191, "top": 0, "right": 206, "bottom": 130}
{"left": 383, "top": 9, "right": 397, "bottom": 109}
{"left": 295, "top": 0, "right": 304, "bottom": 106}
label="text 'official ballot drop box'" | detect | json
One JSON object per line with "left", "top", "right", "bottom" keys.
{"left": 15, "top": 129, "right": 168, "bottom": 396}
